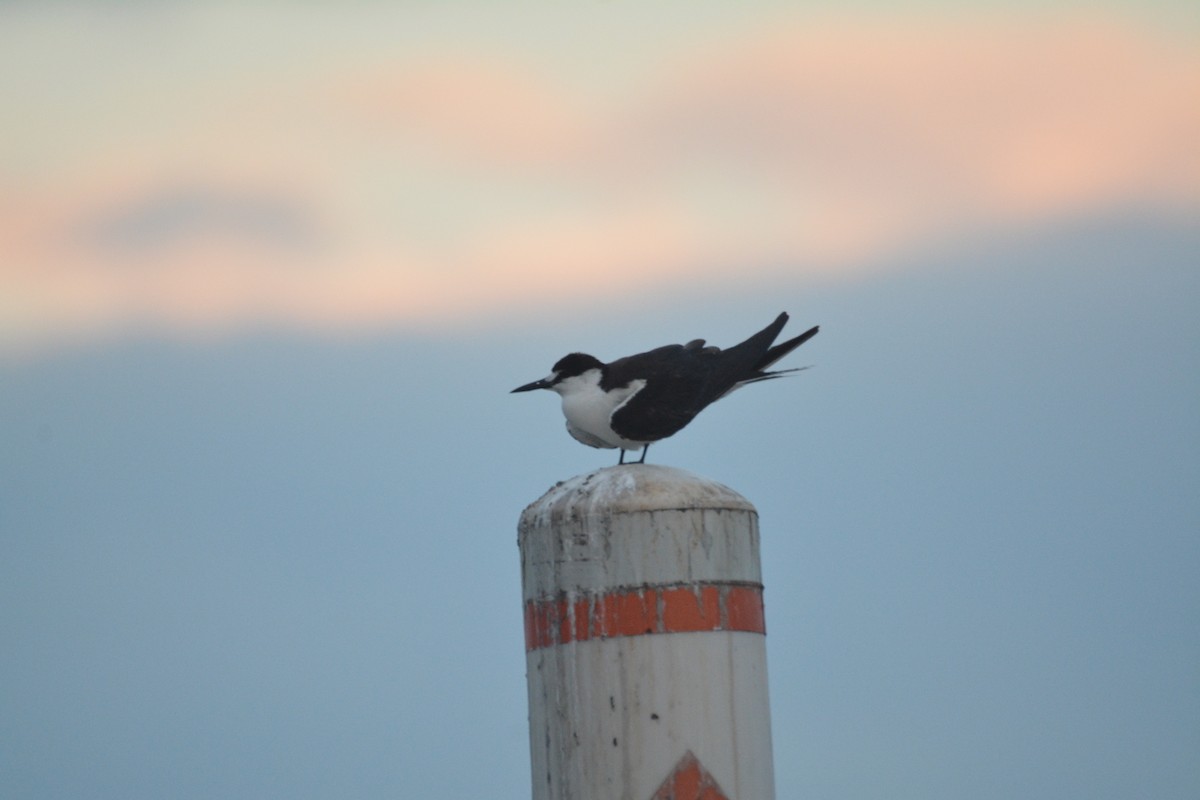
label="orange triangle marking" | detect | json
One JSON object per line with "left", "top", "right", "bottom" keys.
{"left": 651, "top": 751, "right": 730, "bottom": 800}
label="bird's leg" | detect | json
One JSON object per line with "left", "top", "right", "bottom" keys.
{"left": 618, "top": 449, "right": 626, "bottom": 466}
{"left": 637, "top": 445, "right": 649, "bottom": 464}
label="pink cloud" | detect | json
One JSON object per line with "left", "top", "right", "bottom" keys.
{"left": 619, "top": 14, "right": 1199, "bottom": 230}
{"left": 2, "top": 10, "right": 1196, "bottom": 355}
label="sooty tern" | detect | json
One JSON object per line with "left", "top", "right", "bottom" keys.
{"left": 511, "top": 312, "right": 818, "bottom": 464}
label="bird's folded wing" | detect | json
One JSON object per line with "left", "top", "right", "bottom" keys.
{"left": 608, "top": 363, "right": 707, "bottom": 442}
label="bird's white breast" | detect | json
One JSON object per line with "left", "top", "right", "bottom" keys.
{"left": 552, "top": 370, "right": 647, "bottom": 450}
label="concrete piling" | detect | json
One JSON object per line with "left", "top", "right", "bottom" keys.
{"left": 519, "top": 465, "right": 775, "bottom": 799}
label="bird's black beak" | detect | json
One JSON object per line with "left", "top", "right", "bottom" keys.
{"left": 511, "top": 378, "right": 551, "bottom": 393}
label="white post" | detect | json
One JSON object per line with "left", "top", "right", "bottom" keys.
{"left": 519, "top": 465, "right": 775, "bottom": 800}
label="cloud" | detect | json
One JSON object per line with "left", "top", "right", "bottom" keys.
{"left": 615, "top": 14, "right": 1200, "bottom": 248}
{"left": 1, "top": 8, "right": 1197, "bottom": 355}
{"left": 68, "top": 185, "right": 322, "bottom": 256}
{"left": 331, "top": 57, "right": 593, "bottom": 167}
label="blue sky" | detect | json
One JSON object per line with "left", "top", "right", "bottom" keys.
{"left": 2, "top": 2, "right": 1199, "bottom": 798}
{"left": 3, "top": 214, "right": 1198, "bottom": 798}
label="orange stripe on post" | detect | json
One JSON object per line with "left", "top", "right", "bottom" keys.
{"left": 725, "top": 584, "right": 766, "bottom": 633}
{"left": 661, "top": 585, "right": 720, "bottom": 633}
{"left": 601, "top": 589, "right": 658, "bottom": 639}
{"left": 524, "top": 582, "right": 765, "bottom": 652}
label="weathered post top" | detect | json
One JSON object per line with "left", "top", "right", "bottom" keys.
{"left": 518, "top": 465, "right": 775, "bottom": 800}
{"left": 520, "top": 463, "right": 755, "bottom": 519}
{"left": 519, "top": 464, "right": 762, "bottom": 608}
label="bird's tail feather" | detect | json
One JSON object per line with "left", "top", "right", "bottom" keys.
{"left": 708, "top": 315, "right": 818, "bottom": 401}
{"left": 725, "top": 311, "right": 791, "bottom": 364}
{"left": 717, "top": 366, "right": 810, "bottom": 399}
{"left": 756, "top": 324, "right": 819, "bottom": 372}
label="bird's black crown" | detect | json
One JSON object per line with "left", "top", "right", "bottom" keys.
{"left": 551, "top": 352, "right": 604, "bottom": 379}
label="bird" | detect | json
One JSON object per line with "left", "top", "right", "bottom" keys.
{"left": 511, "top": 312, "right": 818, "bottom": 464}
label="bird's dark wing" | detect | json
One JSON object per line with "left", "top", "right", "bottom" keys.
{"left": 606, "top": 313, "right": 814, "bottom": 443}
{"left": 704, "top": 312, "right": 790, "bottom": 391}
{"left": 606, "top": 345, "right": 711, "bottom": 442}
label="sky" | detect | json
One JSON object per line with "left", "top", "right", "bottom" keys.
{"left": 2, "top": 2, "right": 1198, "bottom": 799}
